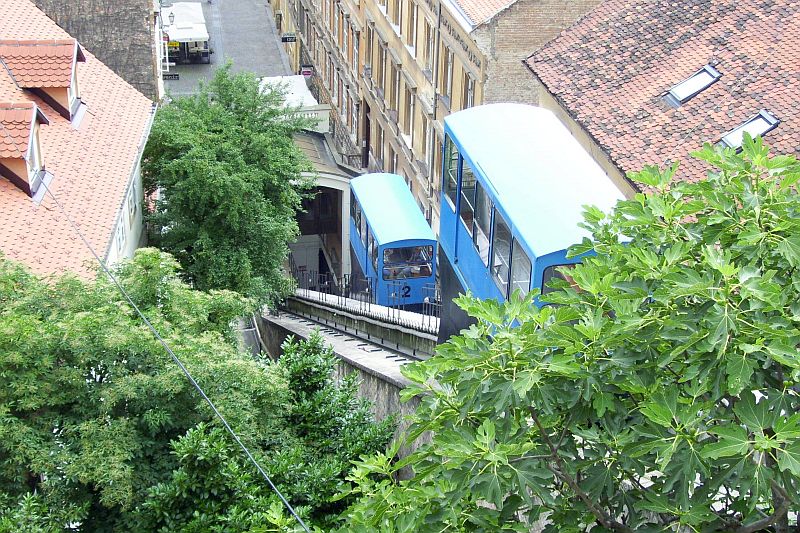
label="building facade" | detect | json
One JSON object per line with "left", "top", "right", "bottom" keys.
{"left": 272, "top": 0, "right": 600, "bottom": 230}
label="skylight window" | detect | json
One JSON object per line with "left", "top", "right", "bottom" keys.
{"left": 719, "top": 110, "right": 780, "bottom": 149}
{"left": 664, "top": 65, "right": 721, "bottom": 106}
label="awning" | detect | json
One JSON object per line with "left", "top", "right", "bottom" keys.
{"left": 164, "top": 2, "right": 209, "bottom": 43}
{"left": 260, "top": 75, "right": 319, "bottom": 107}
{"left": 260, "top": 75, "right": 332, "bottom": 134}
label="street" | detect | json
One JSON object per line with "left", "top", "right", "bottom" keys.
{"left": 165, "top": 0, "right": 292, "bottom": 95}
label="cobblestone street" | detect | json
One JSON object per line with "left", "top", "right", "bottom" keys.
{"left": 165, "top": 0, "right": 291, "bottom": 96}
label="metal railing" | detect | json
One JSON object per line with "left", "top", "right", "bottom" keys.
{"left": 288, "top": 267, "right": 441, "bottom": 334}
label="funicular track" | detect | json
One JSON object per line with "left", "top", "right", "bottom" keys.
{"left": 275, "top": 308, "right": 419, "bottom": 364}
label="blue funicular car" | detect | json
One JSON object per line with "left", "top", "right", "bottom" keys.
{"left": 349, "top": 173, "right": 437, "bottom": 309}
{"left": 438, "top": 103, "right": 626, "bottom": 341}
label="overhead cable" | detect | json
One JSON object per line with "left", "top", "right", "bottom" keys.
{"left": 40, "top": 181, "right": 311, "bottom": 533}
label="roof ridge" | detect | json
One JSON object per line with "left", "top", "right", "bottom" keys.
{"left": 0, "top": 38, "right": 76, "bottom": 46}
{"left": 0, "top": 101, "right": 35, "bottom": 109}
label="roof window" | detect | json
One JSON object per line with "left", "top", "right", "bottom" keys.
{"left": 664, "top": 65, "right": 721, "bottom": 107}
{"left": 719, "top": 110, "right": 780, "bottom": 150}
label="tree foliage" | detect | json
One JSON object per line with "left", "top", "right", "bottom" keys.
{"left": 142, "top": 65, "right": 314, "bottom": 302}
{"left": 135, "top": 334, "right": 395, "bottom": 531}
{"left": 133, "top": 424, "right": 307, "bottom": 533}
{"left": 341, "top": 138, "right": 800, "bottom": 531}
{"left": 0, "top": 249, "right": 391, "bottom": 531}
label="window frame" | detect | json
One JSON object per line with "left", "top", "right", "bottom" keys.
{"left": 366, "top": 26, "right": 374, "bottom": 69}
{"left": 719, "top": 109, "right": 780, "bottom": 150}
{"left": 490, "top": 209, "right": 512, "bottom": 297}
{"left": 352, "top": 30, "right": 359, "bottom": 71}
{"left": 115, "top": 220, "right": 126, "bottom": 255}
{"left": 541, "top": 263, "right": 578, "bottom": 295}
{"left": 665, "top": 64, "right": 721, "bottom": 106}
{"left": 443, "top": 135, "right": 459, "bottom": 208}
{"left": 441, "top": 47, "right": 454, "bottom": 101}
{"left": 472, "top": 180, "right": 492, "bottom": 266}
{"left": 459, "top": 157, "right": 476, "bottom": 237}
{"left": 408, "top": 2, "right": 418, "bottom": 52}
{"left": 462, "top": 72, "right": 475, "bottom": 109}
{"left": 127, "top": 180, "right": 137, "bottom": 222}
{"left": 26, "top": 133, "right": 42, "bottom": 184}
{"left": 510, "top": 239, "right": 532, "bottom": 296}
{"left": 424, "top": 20, "right": 434, "bottom": 72}
{"left": 382, "top": 245, "right": 434, "bottom": 280}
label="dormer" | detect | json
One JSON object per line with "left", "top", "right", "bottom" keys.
{"left": 0, "top": 101, "right": 49, "bottom": 197}
{"left": 0, "top": 39, "right": 86, "bottom": 120}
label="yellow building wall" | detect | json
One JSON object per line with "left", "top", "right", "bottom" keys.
{"left": 282, "top": 0, "right": 598, "bottom": 229}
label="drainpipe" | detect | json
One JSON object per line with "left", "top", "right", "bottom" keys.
{"left": 431, "top": 0, "right": 442, "bottom": 121}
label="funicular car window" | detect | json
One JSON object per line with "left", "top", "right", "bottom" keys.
{"left": 444, "top": 136, "right": 459, "bottom": 207}
{"left": 491, "top": 212, "right": 511, "bottom": 295}
{"left": 510, "top": 240, "right": 532, "bottom": 295}
{"left": 473, "top": 181, "right": 491, "bottom": 266}
{"left": 460, "top": 159, "right": 476, "bottom": 235}
{"left": 382, "top": 245, "right": 433, "bottom": 280}
{"left": 541, "top": 264, "right": 578, "bottom": 295}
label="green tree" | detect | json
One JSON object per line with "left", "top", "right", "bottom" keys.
{"left": 0, "top": 248, "right": 286, "bottom": 531}
{"left": 133, "top": 424, "right": 308, "bottom": 533}
{"left": 0, "top": 249, "right": 391, "bottom": 531}
{"left": 0, "top": 492, "right": 84, "bottom": 533}
{"left": 340, "top": 138, "right": 800, "bottom": 531}
{"left": 142, "top": 65, "right": 314, "bottom": 303}
{"left": 278, "top": 334, "right": 396, "bottom": 522}
{"left": 134, "top": 335, "right": 394, "bottom": 531}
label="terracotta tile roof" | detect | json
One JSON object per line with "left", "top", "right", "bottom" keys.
{"left": 0, "top": 102, "right": 36, "bottom": 157}
{"left": 450, "top": 0, "right": 514, "bottom": 26}
{"left": 0, "top": 39, "right": 83, "bottom": 87}
{"left": 0, "top": 0, "right": 154, "bottom": 278}
{"left": 526, "top": 0, "right": 800, "bottom": 187}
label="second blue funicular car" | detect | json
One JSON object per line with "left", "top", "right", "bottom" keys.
{"left": 438, "top": 103, "right": 626, "bottom": 340}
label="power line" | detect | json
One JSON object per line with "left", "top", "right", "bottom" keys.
{"left": 40, "top": 181, "right": 311, "bottom": 533}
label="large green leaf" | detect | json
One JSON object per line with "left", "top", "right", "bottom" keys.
{"left": 776, "top": 443, "right": 800, "bottom": 476}
{"left": 701, "top": 425, "right": 750, "bottom": 459}
{"left": 725, "top": 354, "right": 754, "bottom": 395}
{"left": 776, "top": 235, "right": 800, "bottom": 268}
{"left": 640, "top": 390, "right": 677, "bottom": 428}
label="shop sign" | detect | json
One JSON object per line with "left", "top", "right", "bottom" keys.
{"left": 168, "top": 41, "right": 180, "bottom": 48}
{"left": 163, "top": 73, "right": 180, "bottom": 80}
{"left": 300, "top": 64, "right": 314, "bottom": 77}
{"left": 281, "top": 33, "right": 297, "bottom": 43}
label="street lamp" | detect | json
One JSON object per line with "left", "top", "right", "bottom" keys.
{"left": 169, "top": 11, "right": 175, "bottom": 25}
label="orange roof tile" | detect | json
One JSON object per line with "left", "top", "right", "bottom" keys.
{"left": 450, "top": 0, "right": 514, "bottom": 26}
{"left": 0, "top": 0, "right": 154, "bottom": 279}
{"left": 0, "top": 102, "right": 36, "bottom": 157}
{"left": 526, "top": 0, "right": 800, "bottom": 188}
{"left": 0, "top": 39, "right": 82, "bottom": 87}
